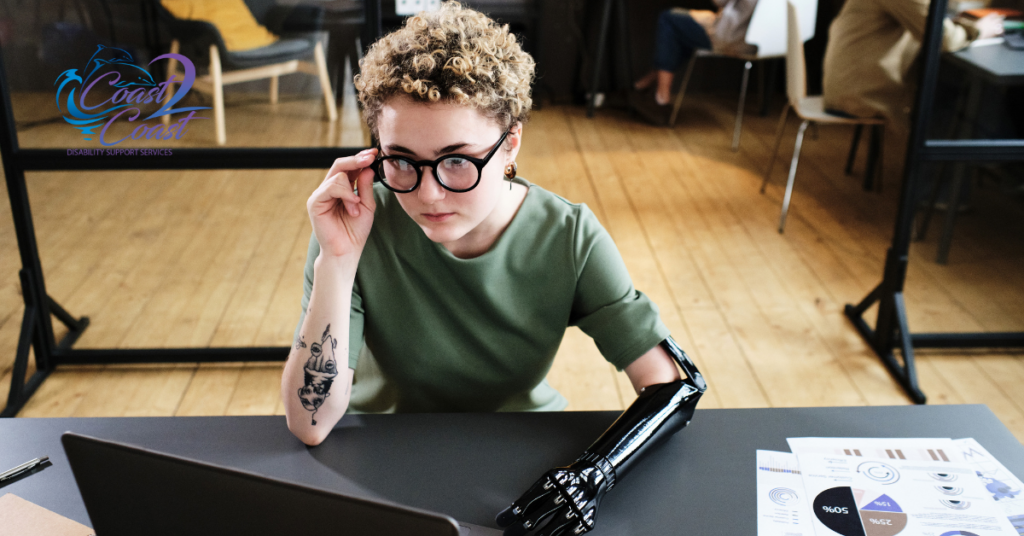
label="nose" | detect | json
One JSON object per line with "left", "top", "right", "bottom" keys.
{"left": 416, "top": 166, "right": 446, "bottom": 204}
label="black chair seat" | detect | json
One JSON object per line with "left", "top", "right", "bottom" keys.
{"left": 224, "top": 37, "right": 316, "bottom": 69}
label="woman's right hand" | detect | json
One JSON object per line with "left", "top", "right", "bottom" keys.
{"left": 307, "top": 148, "right": 379, "bottom": 260}
{"left": 974, "top": 13, "right": 1005, "bottom": 40}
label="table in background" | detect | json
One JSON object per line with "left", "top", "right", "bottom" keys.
{"left": 1, "top": 406, "right": 1022, "bottom": 534}
{"left": 924, "top": 39, "right": 1024, "bottom": 263}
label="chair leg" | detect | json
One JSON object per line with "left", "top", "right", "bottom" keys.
{"left": 936, "top": 165, "right": 972, "bottom": 264}
{"left": 732, "top": 60, "right": 752, "bottom": 151}
{"left": 845, "top": 124, "right": 862, "bottom": 175}
{"left": 778, "top": 119, "right": 810, "bottom": 233}
{"left": 761, "top": 102, "right": 790, "bottom": 193}
{"left": 314, "top": 41, "right": 338, "bottom": 122}
{"left": 915, "top": 164, "right": 945, "bottom": 241}
{"left": 269, "top": 75, "right": 279, "bottom": 104}
{"left": 874, "top": 125, "right": 885, "bottom": 193}
{"left": 210, "top": 45, "right": 226, "bottom": 146}
{"left": 668, "top": 55, "right": 697, "bottom": 128}
{"left": 863, "top": 125, "right": 882, "bottom": 191}
{"left": 161, "top": 40, "right": 181, "bottom": 127}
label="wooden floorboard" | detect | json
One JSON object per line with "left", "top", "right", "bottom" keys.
{"left": 2, "top": 91, "right": 1023, "bottom": 442}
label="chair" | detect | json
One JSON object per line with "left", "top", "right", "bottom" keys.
{"left": 759, "top": 0, "right": 885, "bottom": 233}
{"left": 668, "top": 0, "right": 818, "bottom": 150}
{"left": 153, "top": 0, "right": 338, "bottom": 145}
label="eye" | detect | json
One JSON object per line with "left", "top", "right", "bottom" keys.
{"left": 442, "top": 157, "right": 471, "bottom": 169}
{"left": 385, "top": 158, "right": 414, "bottom": 172}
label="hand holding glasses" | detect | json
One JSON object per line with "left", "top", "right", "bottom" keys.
{"left": 372, "top": 130, "right": 511, "bottom": 193}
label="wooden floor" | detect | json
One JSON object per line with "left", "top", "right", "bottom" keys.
{"left": 2, "top": 88, "right": 1024, "bottom": 442}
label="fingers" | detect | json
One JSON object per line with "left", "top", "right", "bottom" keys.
{"left": 321, "top": 148, "right": 376, "bottom": 184}
{"left": 308, "top": 174, "right": 361, "bottom": 218}
{"left": 309, "top": 149, "right": 378, "bottom": 218}
{"left": 497, "top": 477, "right": 556, "bottom": 528}
{"left": 355, "top": 165, "right": 377, "bottom": 213}
{"left": 500, "top": 474, "right": 584, "bottom": 536}
{"left": 534, "top": 511, "right": 580, "bottom": 536}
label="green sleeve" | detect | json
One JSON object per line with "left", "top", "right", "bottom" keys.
{"left": 568, "top": 205, "right": 671, "bottom": 371}
{"left": 293, "top": 232, "right": 365, "bottom": 370}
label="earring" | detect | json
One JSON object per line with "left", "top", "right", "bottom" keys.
{"left": 504, "top": 162, "right": 517, "bottom": 190}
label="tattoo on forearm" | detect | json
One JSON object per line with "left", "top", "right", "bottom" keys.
{"left": 297, "top": 324, "right": 338, "bottom": 425}
{"left": 294, "top": 335, "right": 307, "bottom": 350}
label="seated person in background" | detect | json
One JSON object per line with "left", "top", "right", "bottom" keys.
{"left": 632, "top": 0, "right": 758, "bottom": 125}
{"left": 282, "top": 3, "right": 707, "bottom": 534}
{"left": 823, "top": 0, "right": 1004, "bottom": 131}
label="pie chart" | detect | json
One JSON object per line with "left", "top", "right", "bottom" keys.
{"left": 813, "top": 487, "right": 908, "bottom": 536}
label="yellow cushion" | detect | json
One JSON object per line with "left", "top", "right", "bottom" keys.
{"left": 162, "top": 0, "right": 279, "bottom": 52}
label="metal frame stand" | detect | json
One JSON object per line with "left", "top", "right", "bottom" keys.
{"left": 1, "top": 1, "right": 383, "bottom": 417}
{"left": 586, "top": 0, "right": 632, "bottom": 118}
{"left": 843, "top": 0, "right": 1024, "bottom": 404}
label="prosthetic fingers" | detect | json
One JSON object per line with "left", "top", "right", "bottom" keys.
{"left": 495, "top": 337, "right": 707, "bottom": 536}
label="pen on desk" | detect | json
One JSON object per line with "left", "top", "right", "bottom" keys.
{"left": 0, "top": 456, "right": 50, "bottom": 482}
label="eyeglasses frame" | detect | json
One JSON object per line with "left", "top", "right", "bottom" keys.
{"left": 371, "top": 129, "right": 511, "bottom": 193}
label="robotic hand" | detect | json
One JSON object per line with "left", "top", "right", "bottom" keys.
{"left": 495, "top": 337, "right": 707, "bottom": 536}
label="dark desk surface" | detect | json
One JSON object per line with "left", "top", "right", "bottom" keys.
{"left": 2, "top": 405, "right": 1022, "bottom": 535}
{"left": 948, "top": 39, "right": 1024, "bottom": 85}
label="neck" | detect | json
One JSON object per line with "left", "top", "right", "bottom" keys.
{"left": 443, "top": 180, "right": 528, "bottom": 259}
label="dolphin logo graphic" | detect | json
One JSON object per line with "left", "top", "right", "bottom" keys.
{"left": 83, "top": 45, "right": 155, "bottom": 88}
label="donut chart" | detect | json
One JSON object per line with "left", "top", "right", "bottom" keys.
{"left": 813, "top": 487, "right": 908, "bottom": 536}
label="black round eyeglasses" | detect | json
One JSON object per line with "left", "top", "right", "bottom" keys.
{"left": 371, "top": 130, "right": 511, "bottom": 193}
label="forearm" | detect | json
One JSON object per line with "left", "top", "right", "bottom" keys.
{"left": 574, "top": 339, "right": 704, "bottom": 479}
{"left": 282, "top": 254, "right": 358, "bottom": 446}
{"left": 496, "top": 338, "right": 706, "bottom": 534}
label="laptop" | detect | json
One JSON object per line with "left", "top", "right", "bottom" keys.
{"left": 61, "top": 432, "right": 504, "bottom": 536}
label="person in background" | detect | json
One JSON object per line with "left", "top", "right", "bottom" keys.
{"left": 822, "top": 0, "right": 1004, "bottom": 130}
{"left": 631, "top": 0, "right": 759, "bottom": 125}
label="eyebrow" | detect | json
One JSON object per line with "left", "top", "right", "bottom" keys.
{"left": 384, "top": 142, "right": 476, "bottom": 158}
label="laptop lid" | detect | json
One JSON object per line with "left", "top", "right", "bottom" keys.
{"left": 61, "top": 432, "right": 462, "bottom": 536}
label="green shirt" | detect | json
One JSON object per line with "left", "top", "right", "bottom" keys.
{"left": 295, "top": 177, "right": 670, "bottom": 413}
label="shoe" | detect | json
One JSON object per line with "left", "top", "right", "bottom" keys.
{"left": 628, "top": 90, "right": 671, "bottom": 127}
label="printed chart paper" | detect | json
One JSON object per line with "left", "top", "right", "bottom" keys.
{"left": 787, "top": 438, "right": 959, "bottom": 464}
{"left": 796, "top": 452, "right": 1017, "bottom": 536}
{"left": 953, "top": 439, "right": 1024, "bottom": 535}
{"left": 787, "top": 438, "right": 1024, "bottom": 535}
{"left": 758, "top": 450, "right": 813, "bottom": 536}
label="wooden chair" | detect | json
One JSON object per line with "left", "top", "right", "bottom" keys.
{"left": 154, "top": 0, "right": 338, "bottom": 145}
{"left": 668, "top": 0, "right": 819, "bottom": 150}
{"left": 759, "top": 0, "right": 885, "bottom": 233}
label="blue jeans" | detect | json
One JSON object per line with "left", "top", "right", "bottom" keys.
{"left": 653, "top": 9, "right": 712, "bottom": 72}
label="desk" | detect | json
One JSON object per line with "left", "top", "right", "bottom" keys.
{"left": 924, "top": 39, "right": 1024, "bottom": 263}
{"left": 947, "top": 38, "right": 1024, "bottom": 85}
{"left": 2, "top": 406, "right": 1023, "bottom": 534}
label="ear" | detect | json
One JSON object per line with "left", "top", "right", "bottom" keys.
{"left": 325, "top": 392, "right": 330, "bottom": 398}
{"left": 505, "top": 122, "right": 523, "bottom": 164}
{"left": 297, "top": 387, "right": 304, "bottom": 397}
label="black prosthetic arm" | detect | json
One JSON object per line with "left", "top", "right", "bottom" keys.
{"left": 495, "top": 337, "right": 707, "bottom": 536}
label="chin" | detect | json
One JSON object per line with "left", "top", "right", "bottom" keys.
{"left": 417, "top": 221, "right": 468, "bottom": 245}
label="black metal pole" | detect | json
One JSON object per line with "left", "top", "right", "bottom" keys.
{"left": 844, "top": 0, "right": 1024, "bottom": 404}
{"left": 586, "top": 0, "right": 614, "bottom": 118}
{"left": 0, "top": 45, "right": 58, "bottom": 365}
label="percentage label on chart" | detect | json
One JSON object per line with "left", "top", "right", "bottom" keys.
{"left": 869, "top": 518, "right": 893, "bottom": 525}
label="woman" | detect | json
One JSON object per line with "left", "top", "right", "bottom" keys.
{"left": 631, "top": 0, "right": 758, "bottom": 126}
{"left": 282, "top": 3, "right": 706, "bottom": 534}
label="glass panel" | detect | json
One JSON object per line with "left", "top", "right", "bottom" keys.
{"left": 2, "top": 0, "right": 373, "bottom": 149}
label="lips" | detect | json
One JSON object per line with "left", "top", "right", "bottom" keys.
{"left": 423, "top": 212, "right": 455, "bottom": 223}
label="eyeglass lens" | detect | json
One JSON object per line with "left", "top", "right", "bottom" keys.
{"left": 380, "top": 156, "right": 478, "bottom": 192}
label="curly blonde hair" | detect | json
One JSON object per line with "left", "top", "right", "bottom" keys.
{"left": 354, "top": 1, "right": 535, "bottom": 138}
